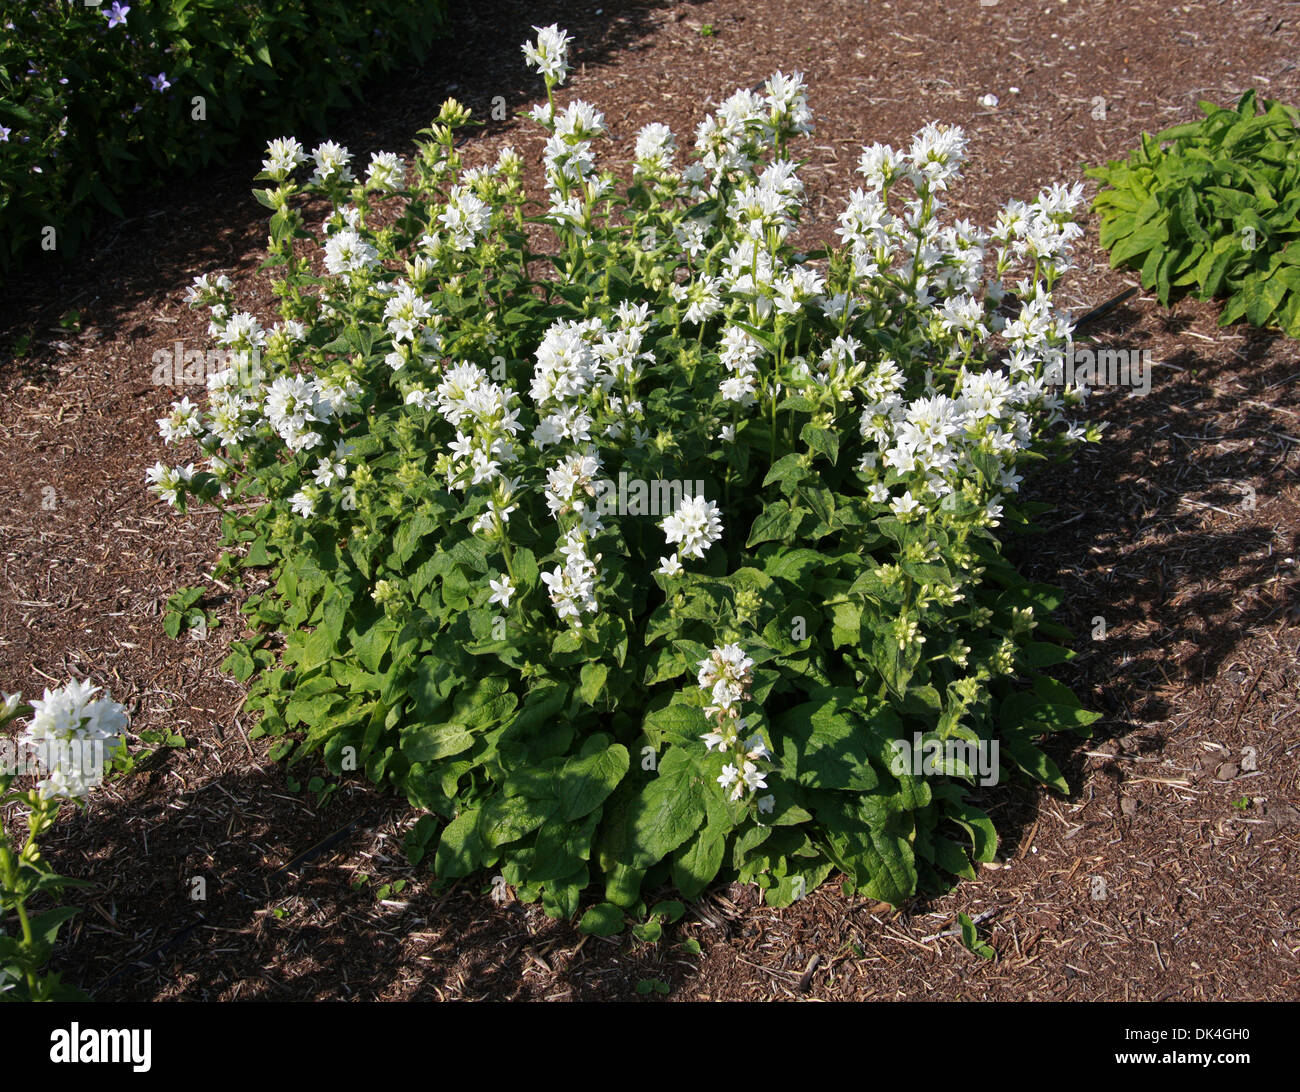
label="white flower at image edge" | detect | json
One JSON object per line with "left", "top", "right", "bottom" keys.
{"left": 21, "top": 680, "right": 128, "bottom": 800}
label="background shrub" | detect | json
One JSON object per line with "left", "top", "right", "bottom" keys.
{"left": 1088, "top": 91, "right": 1300, "bottom": 336}
{"left": 0, "top": 0, "right": 450, "bottom": 274}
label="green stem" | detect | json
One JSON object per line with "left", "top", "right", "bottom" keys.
{"left": 13, "top": 896, "right": 37, "bottom": 995}
{"left": 1, "top": 798, "right": 51, "bottom": 997}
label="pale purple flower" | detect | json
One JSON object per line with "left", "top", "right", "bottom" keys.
{"left": 149, "top": 72, "right": 171, "bottom": 92}
{"left": 105, "top": 2, "right": 130, "bottom": 28}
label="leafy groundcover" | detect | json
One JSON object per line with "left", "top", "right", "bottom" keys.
{"left": 1088, "top": 90, "right": 1300, "bottom": 337}
{"left": 153, "top": 27, "right": 1100, "bottom": 927}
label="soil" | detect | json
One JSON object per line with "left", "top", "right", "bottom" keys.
{"left": 1, "top": 0, "right": 1297, "bottom": 1001}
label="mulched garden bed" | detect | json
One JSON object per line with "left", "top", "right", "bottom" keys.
{"left": 1, "top": 0, "right": 1296, "bottom": 1000}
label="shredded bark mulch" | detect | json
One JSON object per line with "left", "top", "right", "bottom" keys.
{"left": 1, "top": 0, "right": 1297, "bottom": 1000}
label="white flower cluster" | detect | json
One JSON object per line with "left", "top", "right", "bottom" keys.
{"left": 261, "top": 136, "right": 306, "bottom": 180}
{"left": 323, "top": 228, "right": 379, "bottom": 275}
{"left": 523, "top": 304, "right": 666, "bottom": 626}
{"left": 856, "top": 367, "right": 1038, "bottom": 523}
{"left": 152, "top": 245, "right": 377, "bottom": 512}
{"left": 145, "top": 460, "right": 194, "bottom": 507}
{"left": 411, "top": 360, "right": 524, "bottom": 496}
{"left": 535, "top": 99, "right": 609, "bottom": 232}
{"left": 383, "top": 282, "right": 434, "bottom": 344}
{"left": 639, "top": 107, "right": 1089, "bottom": 521}
{"left": 439, "top": 184, "right": 492, "bottom": 251}
{"left": 521, "top": 23, "right": 571, "bottom": 85}
{"left": 694, "top": 72, "right": 813, "bottom": 189}
{"left": 366, "top": 150, "right": 406, "bottom": 192}
{"left": 696, "top": 645, "right": 772, "bottom": 807}
{"left": 660, "top": 495, "right": 723, "bottom": 569}
{"left": 310, "top": 140, "right": 354, "bottom": 186}
{"left": 183, "top": 272, "right": 232, "bottom": 306}
{"left": 541, "top": 527, "right": 602, "bottom": 628}
{"left": 19, "top": 680, "right": 127, "bottom": 800}
{"left": 718, "top": 326, "right": 762, "bottom": 405}
{"left": 633, "top": 122, "right": 677, "bottom": 178}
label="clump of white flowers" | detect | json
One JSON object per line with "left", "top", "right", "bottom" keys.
{"left": 147, "top": 27, "right": 1100, "bottom": 908}
{"left": 697, "top": 645, "right": 772, "bottom": 808}
{"left": 145, "top": 460, "right": 194, "bottom": 508}
{"left": 18, "top": 680, "right": 128, "bottom": 800}
{"left": 521, "top": 23, "right": 572, "bottom": 86}
{"left": 262, "top": 136, "right": 306, "bottom": 180}
{"left": 149, "top": 22, "right": 1095, "bottom": 726}
{"left": 2, "top": 682, "right": 127, "bottom": 1001}
{"left": 661, "top": 494, "right": 724, "bottom": 565}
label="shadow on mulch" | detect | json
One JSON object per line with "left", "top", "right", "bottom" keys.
{"left": 0, "top": 0, "right": 706, "bottom": 387}
{"left": 1016, "top": 303, "right": 1297, "bottom": 773}
{"left": 49, "top": 757, "right": 689, "bottom": 1001}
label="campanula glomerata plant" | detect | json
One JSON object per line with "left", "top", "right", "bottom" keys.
{"left": 150, "top": 26, "right": 1101, "bottom": 924}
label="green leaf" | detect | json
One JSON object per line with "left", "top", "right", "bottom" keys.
{"left": 579, "top": 661, "right": 609, "bottom": 707}
{"left": 801, "top": 423, "right": 839, "bottom": 464}
{"left": 626, "top": 750, "right": 707, "bottom": 869}
{"left": 958, "top": 912, "right": 996, "bottom": 960}
{"left": 27, "top": 906, "right": 80, "bottom": 947}
{"left": 632, "top": 919, "right": 663, "bottom": 942}
{"left": 672, "top": 821, "right": 727, "bottom": 899}
{"left": 762, "top": 453, "right": 810, "bottom": 490}
{"left": 641, "top": 702, "right": 708, "bottom": 749}
{"left": 478, "top": 793, "right": 551, "bottom": 848}
{"left": 1001, "top": 734, "right": 1069, "bottom": 794}
{"left": 559, "top": 744, "right": 629, "bottom": 821}
{"left": 402, "top": 723, "right": 474, "bottom": 763}
{"left": 747, "top": 501, "right": 806, "bottom": 547}
{"left": 530, "top": 812, "right": 599, "bottom": 882}
{"left": 435, "top": 809, "right": 485, "bottom": 879}
{"left": 579, "top": 903, "right": 626, "bottom": 936}
{"left": 244, "top": 537, "right": 273, "bottom": 567}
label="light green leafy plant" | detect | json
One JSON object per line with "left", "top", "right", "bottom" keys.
{"left": 152, "top": 26, "right": 1099, "bottom": 925}
{"left": 957, "top": 911, "right": 995, "bottom": 960}
{"left": 1088, "top": 91, "right": 1300, "bottom": 336}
